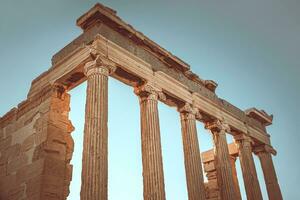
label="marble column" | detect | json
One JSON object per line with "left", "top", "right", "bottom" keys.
{"left": 178, "top": 104, "right": 206, "bottom": 200}
{"left": 80, "top": 56, "right": 115, "bottom": 200}
{"left": 254, "top": 145, "right": 283, "bottom": 200}
{"left": 229, "top": 156, "right": 242, "bottom": 200}
{"left": 234, "top": 134, "right": 263, "bottom": 200}
{"left": 205, "top": 120, "right": 237, "bottom": 200}
{"left": 134, "top": 84, "right": 166, "bottom": 200}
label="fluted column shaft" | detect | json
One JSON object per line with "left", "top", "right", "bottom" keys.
{"left": 135, "top": 84, "right": 166, "bottom": 200}
{"left": 179, "top": 104, "right": 206, "bottom": 200}
{"left": 80, "top": 57, "right": 115, "bottom": 200}
{"left": 235, "top": 135, "right": 263, "bottom": 200}
{"left": 229, "top": 156, "right": 242, "bottom": 200}
{"left": 205, "top": 120, "right": 237, "bottom": 200}
{"left": 255, "top": 145, "right": 283, "bottom": 200}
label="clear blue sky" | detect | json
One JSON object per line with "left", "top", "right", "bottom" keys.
{"left": 0, "top": 0, "right": 299, "bottom": 199}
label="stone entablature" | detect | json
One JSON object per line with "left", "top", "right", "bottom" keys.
{"left": 245, "top": 108, "right": 273, "bottom": 126}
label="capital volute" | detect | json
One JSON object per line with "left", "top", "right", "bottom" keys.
{"left": 178, "top": 103, "right": 202, "bottom": 120}
{"left": 89, "top": 34, "right": 105, "bottom": 58}
{"left": 234, "top": 134, "right": 253, "bottom": 147}
{"left": 84, "top": 55, "right": 116, "bottom": 77}
{"left": 205, "top": 119, "right": 230, "bottom": 133}
{"left": 134, "top": 83, "right": 166, "bottom": 101}
{"left": 253, "top": 144, "right": 277, "bottom": 156}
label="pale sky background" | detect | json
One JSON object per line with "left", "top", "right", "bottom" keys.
{"left": 0, "top": 0, "right": 299, "bottom": 199}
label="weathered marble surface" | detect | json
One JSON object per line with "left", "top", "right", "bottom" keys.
{"left": 0, "top": 3, "right": 282, "bottom": 200}
{"left": 0, "top": 85, "right": 74, "bottom": 199}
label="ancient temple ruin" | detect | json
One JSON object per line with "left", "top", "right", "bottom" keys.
{"left": 0, "top": 3, "right": 282, "bottom": 200}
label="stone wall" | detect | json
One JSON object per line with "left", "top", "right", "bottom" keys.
{"left": 202, "top": 143, "right": 241, "bottom": 200}
{"left": 0, "top": 85, "right": 74, "bottom": 200}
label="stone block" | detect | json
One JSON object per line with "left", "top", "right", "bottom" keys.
{"left": 26, "top": 175, "right": 42, "bottom": 198}
{"left": 24, "top": 193, "right": 40, "bottom": 200}
{"left": 32, "top": 141, "right": 67, "bottom": 161}
{"left": 26, "top": 174, "right": 65, "bottom": 200}
{"left": 35, "top": 131, "right": 48, "bottom": 147}
{"left": 63, "top": 164, "right": 73, "bottom": 197}
{"left": 17, "top": 159, "right": 44, "bottom": 183}
{"left": 205, "top": 181, "right": 220, "bottom": 200}
{"left": 15, "top": 117, "right": 26, "bottom": 131}
{"left": 47, "top": 124, "right": 67, "bottom": 144}
{"left": 8, "top": 184, "right": 25, "bottom": 200}
{"left": 0, "top": 163, "right": 6, "bottom": 177}
{"left": 5, "top": 123, "right": 17, "bottom": 137}
{"left": 41, "top": 175, "right": 65, "bottom": 199}
{"left": 33, "top": 118, "right": 48, "bottom": 136}
{"left": 23, "top": 110, "right": 40, "bottom": 127}
{"left": 0, "top": 128, "right": 3, "bottom": 139}
{"left": 0, "top": 135, "right": 12, "bottom": 151}
{"left": 24, "top": 148, "right": 35, "bottom": 163}
{"left": 207, "top": 171, "right": 218, "bottom": 180}
{"left": 11, "top": 124, "right": 35, "bottom": 145}
{"left": 65, "top": 164, "right": 73, "bottom": 182}
{"left": 0, "top": 174, "right": 17, "bottom": 198}
{"left": 48, "top": 117, "right": 72, "bottom": 133}
{"left": 206, "top": 179, "right": 219, "bottom": 189}
{"left": 21, "top": 134, "right": 35, "bottom": 152}
{"left": 44, "top": 157, "right": 66, "bottom": 177}
{"left": 44, "top": 141, "right": 67, "bottom": 161}
{"left": 7, "top": 154, "right": 28, "bottom": 174}
{"left": 32, "top": 144, "right": 45, "bottom": 162}
{"left": 0, "top": 143, "right": 21, "bottom": 164}
{"left": 204, "top": 161, "right": 216, "bottom": 172}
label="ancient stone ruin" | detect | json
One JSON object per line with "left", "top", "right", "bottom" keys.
{"left": 0, "top": 3, "right": 282, "bottom": 200}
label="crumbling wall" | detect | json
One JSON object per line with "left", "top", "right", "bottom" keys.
{"left": 0, "top": 85, "right": 74, "bottom": 200}
{"left": 202, "top": 143, "right": 241, "bottom": 200}
{"left": 203, "top": 159, "right": 220, "bottom": 200}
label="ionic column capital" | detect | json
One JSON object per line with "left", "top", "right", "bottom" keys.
{"left": 205, "top": 119, "right": 230, "bottom": 134}
{"left": 234, "top": 134, "right": 254, "bottom": 148}
{"left": 178, "top": 103, "right": 202, "bottom": 120}
{"left": 134, "top": 83, "right": 166, "bottom": 102}
{"left": 253, "top": 144, "right": 277, "bottom": 156}
{"left": 84, "top": 55, "right": 116, "bottom": 77}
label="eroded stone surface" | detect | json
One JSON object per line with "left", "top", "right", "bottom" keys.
{"left": 202, "top": 143, "right": 241, "bottom": 200}
{"left": 135, "top": 84, "right": 166, "bottom": 200}
{"left": 0, "top": 2, "right": 282, "bottom": 200}
{"left": 0, "top": 85, "right": 74, "bottom": 200}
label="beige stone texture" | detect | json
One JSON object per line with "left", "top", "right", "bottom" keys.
{"left": 205, "top": 120, "right": 238, "bottom": 200}
{"left": 135, "top": 83, "right": 166, "bottom": 200}
{"left": 80, "top": 54, "right": 115, "bottom": 200}
{"left": 202, "top": 143, "right": 241, "bottom": 200}
{"left": 0, "top": 85, "right": 74, "bottom": 200}
{"left": 254, "top": 145, "right": 283, "bottom": 200}
{"left": 234, "top": 134, "right": 263, "bottom": 200}
{"left": 229, "top": 156, "right": 242, "bottom": 200}
{"left": 179, "top": 103, "right": 206, "bottom": 200}
{"left": 0, "top": 2, "right": 282, "bottom": 200}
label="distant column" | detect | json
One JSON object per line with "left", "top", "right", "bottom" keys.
{"left": 80, "top": 56, "right": 115, "bottom": 200}
{"left": 135, "top": 84, "right": 166, "bottom": 200}
{"left": 254, "top": 145, "right": 283, "bottom": 200}
{"left": 178, "top": 103, "right": 206, "bottom": 200}
{"left": 229, "top": 155, "right": 242, "bottom": 200}
{"left": 205, "top": 120, "right": 237, "bottom": 200}
{"left": 234, "top": 134, "right": 263, "bottom": 200}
